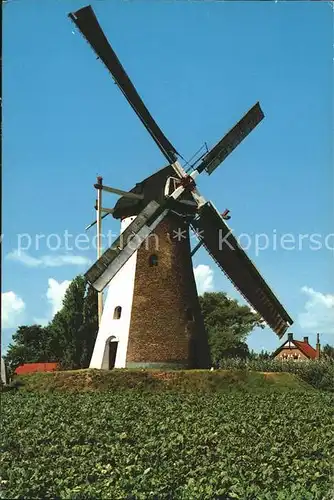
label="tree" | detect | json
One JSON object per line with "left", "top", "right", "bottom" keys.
{"left": 77, "top": 285, "right": 99, "bottom": 368}
{"left": 6, "top": 275, "right": 99, "bottom": 372}
{"left": 199, "top": 292, "right": 264, "bottom": 367}
{"left": 5, "top": 325, "right": 50, "bottom": 373}
{"left": 45, "top": 275, "right": 98, "bottom": 369}
{"left": 48, "top": 275, "right": 86, "bottom": 369}
{"left": 322, "top": 344, "right": 334, "bottom": 359}
{"left": 258, "top": 349, "right": 271, "bottom": 360}
{"left": 248, "top": 349, "right": 271, "bottom": 360}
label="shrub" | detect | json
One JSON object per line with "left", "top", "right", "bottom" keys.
{"left": 217, "top": 358, "right": 334, "bottom": 392}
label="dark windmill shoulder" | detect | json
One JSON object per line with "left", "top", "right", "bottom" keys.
{"left": 113, "top": 165, "right": 196, "bottom": 219}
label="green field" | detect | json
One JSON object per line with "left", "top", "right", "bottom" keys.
{"left": 2, "top": 387, "right": 333, "bottom": 499}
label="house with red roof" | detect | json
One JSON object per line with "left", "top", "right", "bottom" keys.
{"left": 272, "top": 333, "right": 321, "bottom": 361}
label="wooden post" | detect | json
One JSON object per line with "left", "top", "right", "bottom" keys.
{"left": 96, "top": 176, "right": 103, "bottom": 325}
{"left": 316, "top": 332, "right": 321, "bottom": 360}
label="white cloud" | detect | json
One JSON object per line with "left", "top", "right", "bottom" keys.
{"left": 194, "top": 264, "right": 214, "bottom": 295}
{"left": 1, "top": 291, "right": 26, "bottom": 328}
{"left": 43, "top": 255, "right": 91, "bottom": 267}
{"left": 33, "top": 278, "right": 72, "bottom": 326}
{"left": 7, "top": 251, "right": 41, "bottom": 267}
{"left": 2, "top": 279, "right": 72, "bottom": 332}
{"left": 6, "top": 250, "right": 91, "bottom": 268}
{"left": 46, "top": 278, "right": 71, "bottom": 316}
{"left": 298, "top": 286, "right": 334, "bottom": 334}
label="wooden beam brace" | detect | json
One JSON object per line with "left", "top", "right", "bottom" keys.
{"left": 94, "top": 183, "right": 144, "bottom": 200}
{"left": 101, "top": 207, "right": 115, "bottom": 214}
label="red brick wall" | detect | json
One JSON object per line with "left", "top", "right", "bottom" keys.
{"left": 126, "top": 214, "right": 210, "bottom": 368}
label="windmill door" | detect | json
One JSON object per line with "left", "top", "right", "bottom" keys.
{"left": 109, "top": 341, "right": 118, "bottom": 369}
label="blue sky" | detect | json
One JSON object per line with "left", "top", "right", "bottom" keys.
{"left": 2, "top": 0, "right": 333, "bottom": 354}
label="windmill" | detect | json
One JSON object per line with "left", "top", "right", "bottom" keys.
{"left": 69, "top": 5, "right": 293, "bottom": 370}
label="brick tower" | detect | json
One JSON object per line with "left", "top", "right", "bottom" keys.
{"left": 89, "top": 167, "right": 211, "bottom": 370}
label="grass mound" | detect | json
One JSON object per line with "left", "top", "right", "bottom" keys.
{"left": 10, "top": 368, "right": 314, "bottom": 393}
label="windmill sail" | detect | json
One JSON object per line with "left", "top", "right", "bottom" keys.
{"left": 197, "top": 102, "right": 264, "bottom": 175}
{"left": 191, "top": 202, "right": 292, "bottom": 337}
{"left": 85, "top": 200, "right": 171, "bottom": 292}
{"left": 68, "top": 5, "right": 178, "bottom": 164}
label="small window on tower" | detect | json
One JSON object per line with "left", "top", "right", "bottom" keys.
{"left": 149, "top": 254, "right": 158, "bottom": 267}
{"left": 113, "top": 306, "right": 122, "bottom": 320}
{"left": 186, "top": 308, "right": 194, "bottom": 321}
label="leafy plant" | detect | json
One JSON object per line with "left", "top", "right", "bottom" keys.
{"left": 1, "top": 391, "right": 333, "bottom": 499}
